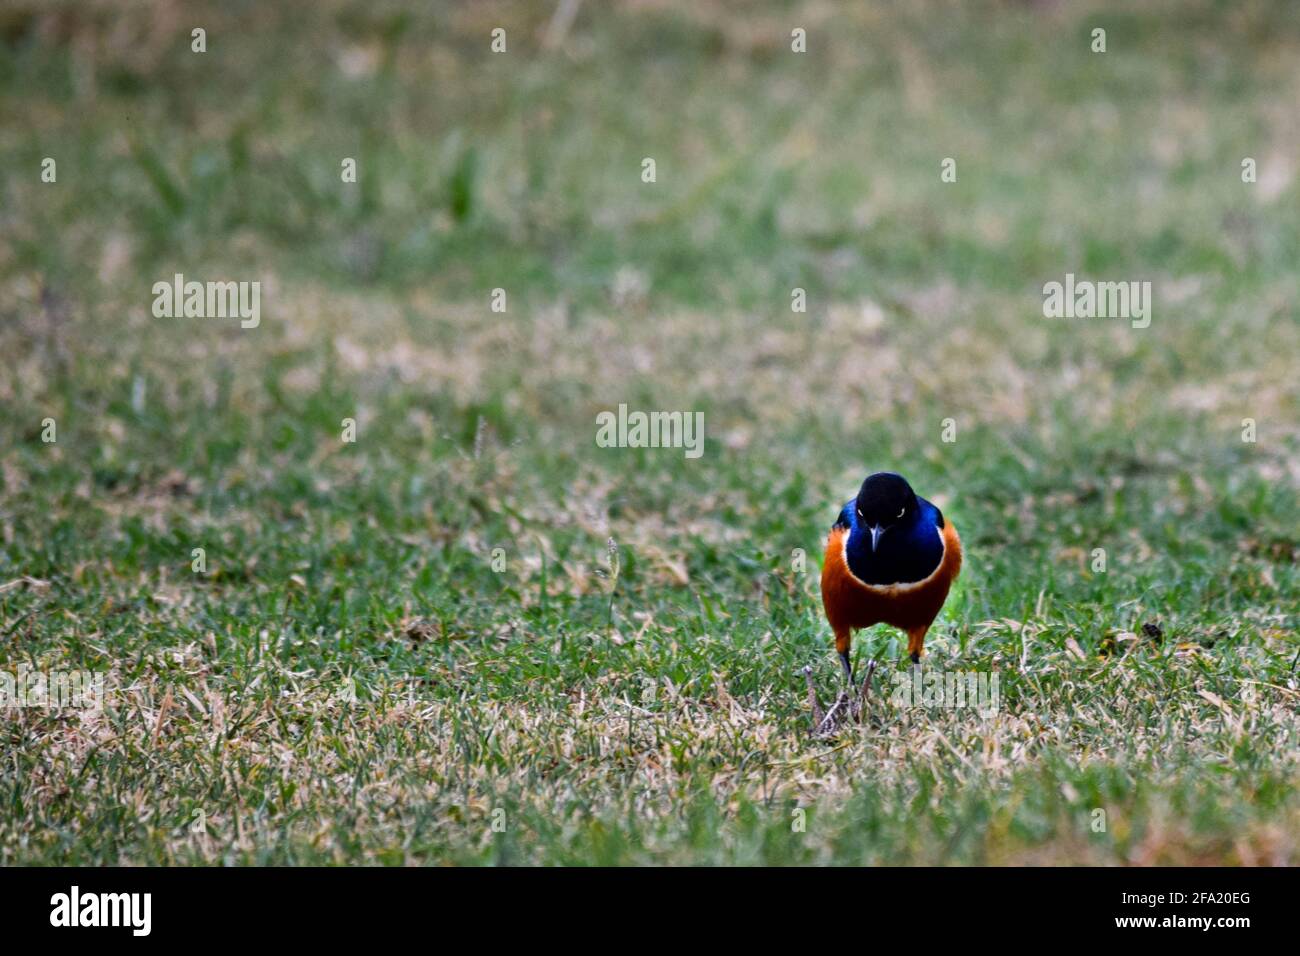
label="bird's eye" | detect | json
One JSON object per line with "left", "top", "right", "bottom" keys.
{"left": 896, "top": 507, "right": 906, "bottom": 518}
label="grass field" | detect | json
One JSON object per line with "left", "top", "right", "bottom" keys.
{"left": 2, "top": 0, "right": 1298, "bottom": 865}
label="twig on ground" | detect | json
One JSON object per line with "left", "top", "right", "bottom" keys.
{"left": 803, "top": 666, "right": 825, "bottom": 731}
{"left": 853, "top": 658, "right": 878, "bottom": 722}
{"left": 807, "top": 657, "right": 880, "bottom": 737}
{"left": 542, "top": 0, "right": 583, "bottom": 51}
{"left": 815, "top": 691, "right": 851, "bottom": 737}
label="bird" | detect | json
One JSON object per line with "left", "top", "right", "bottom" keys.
{"left": 820, "top": 471, "right": 962, "bottom": 684}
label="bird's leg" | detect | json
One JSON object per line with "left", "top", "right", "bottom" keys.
{"left": 806, "top": 627, "right": 862, "bottom": 736}
{"left": 907, "top": 626, "right": 928, "bottom": 668}
{"left": 834, "top": 626, "right": 854, "bottom": 689}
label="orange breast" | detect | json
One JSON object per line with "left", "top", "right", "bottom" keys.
{"left": 820, "top": 521, "right": 962, "bottom": 634}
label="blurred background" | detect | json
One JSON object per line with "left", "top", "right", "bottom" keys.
{"left": 0, "top": 1, "right": 1298, "bottom": 864}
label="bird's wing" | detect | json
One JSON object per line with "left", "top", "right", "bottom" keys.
{"left": 919, "top": 495, "right": 946, "bottom": 529}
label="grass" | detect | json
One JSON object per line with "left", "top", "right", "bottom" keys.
{"left": 1, "top": 0, "right": 1298, "bottom": 864}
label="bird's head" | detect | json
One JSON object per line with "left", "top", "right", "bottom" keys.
{"left": 854, "top": 472, "right": 920, "bottom": 552}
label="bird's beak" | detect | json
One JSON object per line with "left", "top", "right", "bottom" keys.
{"left": 869, "top": 524, "right": 884, "bottom": 552}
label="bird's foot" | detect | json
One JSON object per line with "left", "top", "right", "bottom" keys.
{"left": 806, "top": 659, "right": 877, "bottom": 737}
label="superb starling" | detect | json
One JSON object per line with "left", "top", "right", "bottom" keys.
{"left": 820, "top": 472, "right": 963, "bottom": 683}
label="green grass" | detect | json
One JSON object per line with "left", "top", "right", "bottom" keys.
{"left": 1, "top": 0, "right": 1298, "bottom": 864}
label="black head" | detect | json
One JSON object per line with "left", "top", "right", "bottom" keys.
{"left": 855, "top": 472, "right": 919, "bottom": 549}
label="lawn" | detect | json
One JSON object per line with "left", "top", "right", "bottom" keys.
{"left": 1, "top": 0, "right": 1297, "bottom": 864}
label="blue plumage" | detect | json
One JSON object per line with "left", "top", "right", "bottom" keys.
{"left": 838, "top": 496, "right": 945, "bottom": 586}
{"left": 821, "top": 472, "right": 964, "bottom": 674}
